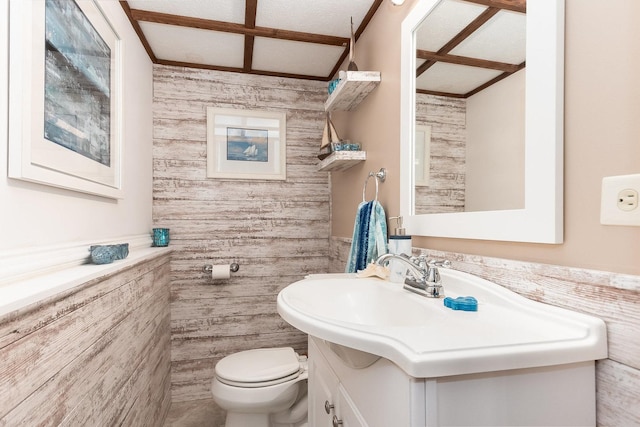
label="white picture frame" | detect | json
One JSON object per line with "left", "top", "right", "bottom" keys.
{"left": 8, "top": 0, "right": 123, "bottom": 199}
{"left": 206, "top": 107, "right": 287, "bottom": 180}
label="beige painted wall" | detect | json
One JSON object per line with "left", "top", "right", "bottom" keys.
{"left": 466, "top": 69, "right": 525, "bottom": 212}
{"left": 331, "top": 0, "right": 640, "bottom": 276}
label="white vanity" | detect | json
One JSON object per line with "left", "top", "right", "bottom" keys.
{"left": 277, "top": 272, "right": 607, "bottom": 426}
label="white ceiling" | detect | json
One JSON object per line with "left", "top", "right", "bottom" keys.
{"left": 123, "top": 0, "right": 381, "bottom": 80}
{"left": 121, "top": 0, "right": 526, "bottom": 96}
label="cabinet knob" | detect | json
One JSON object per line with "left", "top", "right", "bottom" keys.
{"left": 333, "top": 415, "right": 344, "bottom": 427}
{"left": 324, "top": 400, "right": 334, "bottom": 414}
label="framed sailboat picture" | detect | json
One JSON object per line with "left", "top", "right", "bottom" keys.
{"left": 206, "top": 107, "right": 286, "bottom": 180}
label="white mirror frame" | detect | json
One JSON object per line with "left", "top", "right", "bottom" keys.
{"left": 400, "top": 0, "right": 564, "bottom": 244}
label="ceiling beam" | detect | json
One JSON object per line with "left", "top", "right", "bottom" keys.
{"left": 129, "top": 9, "right": 349, "bottom": 46}
{"left": 243, "top": 0, "right": 258, "bottom": 72}
{"left": 463, "top": 62, "right": 525, "bottom": 97}
{"left": 416, "top": 50, "right": 522, "bottom": 73}
{"left": 463, "top": 0, "right": 526, "bottom": 14}
{"left": 416, "top": 88, "right": 466, "bottom": 98}
{"left": 119, "top": 1, "right": 157, "bottom": 62}
{"left": 155, "top": 59, "right": 327, "bottom": 81}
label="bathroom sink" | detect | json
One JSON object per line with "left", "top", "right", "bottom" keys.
{"left": 284, "top": 277, "right": 429, "bottom": 327}
{"left": 277, "top": 271, "right": 607, "bottom": 378}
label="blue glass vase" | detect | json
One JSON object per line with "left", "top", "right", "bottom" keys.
{"left": 152, "top": 228, "right": 170, "bottom": 247}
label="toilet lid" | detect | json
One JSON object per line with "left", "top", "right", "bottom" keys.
{"left": 215, "top": 347, "right": 301, "bottom": 386}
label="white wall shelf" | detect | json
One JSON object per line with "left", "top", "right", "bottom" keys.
{"left": 318, "top": 71, "right": 379, "bottom": 171}
{"left": 325, "top": 71, "right": 381, "bottom": 112}
{"left": 317, "top": 151, "right": 366, "bottom": 172}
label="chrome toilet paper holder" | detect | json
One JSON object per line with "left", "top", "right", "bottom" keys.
{"left": 202, "top": 263, "right": 240, "bottom": 274}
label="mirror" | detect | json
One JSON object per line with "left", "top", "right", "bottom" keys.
{"left": 413, "top": 0, "right": 526, "bottom": 215}
{"left": 400, "top": 0, "right": 564, "bottom": 243}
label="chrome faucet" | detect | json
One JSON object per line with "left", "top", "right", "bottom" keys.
{"left": 375, "top": 253, "right": 450, "bottom": 298}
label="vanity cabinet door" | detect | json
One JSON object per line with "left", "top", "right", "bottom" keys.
{"left": 335, "top": 384, "right": 369, "bottom": 427}
{"left": 309, "top": 338, "right": 370, "bottom": 427}
{"left": 309, "top": 350, "right": 339, "bottom": 426}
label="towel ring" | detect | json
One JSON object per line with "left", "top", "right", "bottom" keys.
{"left": 362, "top": 168, "right": 387, "bottom": 202}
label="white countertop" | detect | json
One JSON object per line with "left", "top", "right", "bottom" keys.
{"left": 277, "top": 270, "right": 608, "bottom": 378}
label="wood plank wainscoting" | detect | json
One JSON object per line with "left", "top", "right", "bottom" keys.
{"left": 152, "top": 65, "right": 330, "bottom": 410}
{"left": 0, "top": 252, "right": 171, "bottom": 425}
{"left": 330, "top": 236, "right": 640, "bottom": 426}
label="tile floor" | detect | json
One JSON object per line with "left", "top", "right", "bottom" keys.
{"left": 163, "top": 399, "right": 225, "bottom": 427}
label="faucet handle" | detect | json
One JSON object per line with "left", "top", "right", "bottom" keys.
{"left": 409, "top": 255, "right": 428, "bottom": 269}
{"left": 426, "top": 267, "right": 441, "bottom": 284}
{"left": 427, "top": 259, "right": 451, "bottom": 269}
{"left": 425, "top": 259, "right": 451, "bottom": 284}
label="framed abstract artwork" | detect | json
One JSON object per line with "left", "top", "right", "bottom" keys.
{"left": 206, "top": 107, "right": 287, "bottom": 180}
{"left": 8, "top": 0, "right": 123, "bottom": 198}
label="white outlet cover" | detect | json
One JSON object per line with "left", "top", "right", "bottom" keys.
{"left": 600, "top": 174, "right": 640, "bottom": 226}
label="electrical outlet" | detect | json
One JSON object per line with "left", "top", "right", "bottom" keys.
{"left": 600, "top": 174, "right": 640, "bottom": 226}
{"left": 617, "top": 188, "right": 638, "bottom": 211}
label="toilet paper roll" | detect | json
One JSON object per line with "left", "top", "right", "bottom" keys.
{"left": 210, "top": 265, "right": 231, "bottom": 280}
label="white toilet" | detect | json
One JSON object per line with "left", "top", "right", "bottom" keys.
{"left": 211, "top": 347, "right": 309, "bottom": 427}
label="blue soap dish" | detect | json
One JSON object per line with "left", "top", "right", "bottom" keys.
{"left": 89, "top": 243, "right": 129, "bottom": 265}
{"left": 444, "top": 296, "right": 478, "bottom": 311}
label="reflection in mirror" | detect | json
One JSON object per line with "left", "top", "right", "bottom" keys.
{"left": 412, "top": 0, "right": 526, "bottom": 214}
{"left": 414, "top": 125, "right": 431, "bottom": 187}
{"left": 399, "top": 0, "right": 564, "bottom": 243}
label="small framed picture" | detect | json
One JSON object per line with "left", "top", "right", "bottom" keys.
{"left": 206, "top": 107, "right": 286, "bottom": 180}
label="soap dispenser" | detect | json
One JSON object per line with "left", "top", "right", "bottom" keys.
{"left": 388, "top": 216, "right": 412, "bottom": 283}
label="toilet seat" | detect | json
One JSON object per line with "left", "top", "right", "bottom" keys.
{"left": 215, "top": 347, "right": 304, "bottom": 388}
